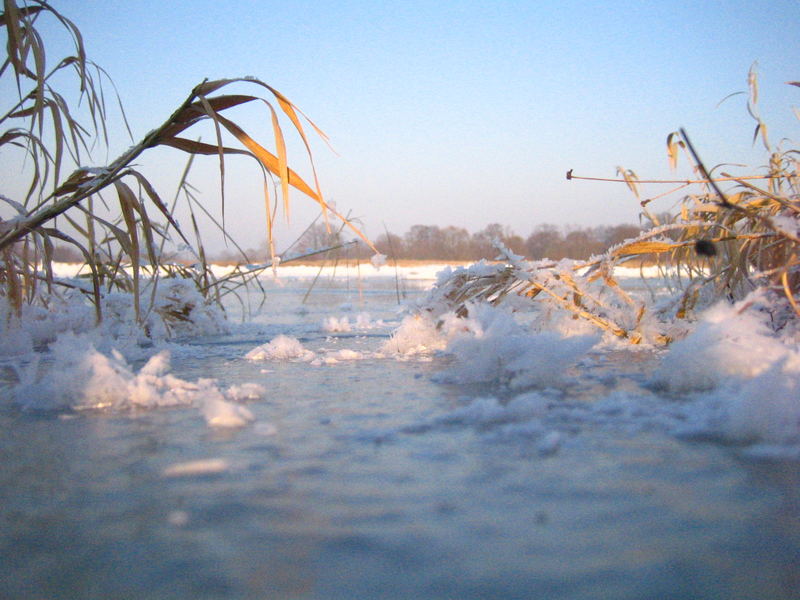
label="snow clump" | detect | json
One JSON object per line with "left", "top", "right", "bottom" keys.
{"left": 245, "top": 334, "right": 315, "bottom": 361}
{"left": 435, "top": 304, "right": 598, "bottom": 389}
{"left": 381, "top": 314, "right": 447, "bottom": 356}
{"left": 652, "top": 290, "right": 798, "bottom": 392}
{"left": 322, "top": 316, "right": 351, "bottom": 333}
{"left": 11, "top": 333, "right": 261, "bottom": 428}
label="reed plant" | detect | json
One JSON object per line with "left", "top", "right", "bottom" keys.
{"left": 0, "top": 0, "right": 374, "bottom": 333}
{"left": 429, "top": 68, "right": 799, "bottom": 344}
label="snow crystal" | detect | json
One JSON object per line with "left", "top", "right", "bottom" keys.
{"left": 652, "top": 291, "right": 796, "bottom": 392}
{"left": 381, "top": 314, "right": 447, "bottom": 356}
{"left": 436, "top": 304, "right": 598, "bottom": 389}
{"left": 323, "top": 316, "right": 351, "bottom": 332}
{"left": 245, "top": 335, "right": 315, "bottom": 361}
{"left": 720, "top": 360, "right": 800, "bottom": 445}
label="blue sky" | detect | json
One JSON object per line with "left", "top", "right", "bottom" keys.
{"left": 5, "top": 0, "right": 800, "bottom": 253}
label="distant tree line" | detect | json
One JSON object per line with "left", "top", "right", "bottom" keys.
{"left": 294, "top": 221, "right": 645, "bottom": 262}
{"left": 49, "top": 221, "right": 645, "bottom": 263}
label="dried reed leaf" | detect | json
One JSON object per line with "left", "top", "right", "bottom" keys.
{"left": 265, "top": 100, "right": 290, "bottom": 221}
{"left": 612, "top": 240, "right": 676, "bottom": 256}
{"left": 616, "top": 167, "right": 640, "bottom": 198}
{"left": 666, "top": 132, "right": 684, "bottom": 170}
{"left": 214, "top": 112, "right": 321, "bottom": 200}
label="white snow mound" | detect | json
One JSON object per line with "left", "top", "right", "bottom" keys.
{"left": 11, "top": 333, "right": 261, "bottom": 428}
{"left": 246, "top": 335, "right": 315, "bottom": 361}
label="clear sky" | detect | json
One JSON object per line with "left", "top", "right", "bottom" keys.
{"left": 5, "top": 0, "right": 800, "bottom": 253}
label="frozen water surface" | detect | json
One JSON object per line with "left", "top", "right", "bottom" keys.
{"left": 1, "top": 266, "right": 799, "bottom": 599}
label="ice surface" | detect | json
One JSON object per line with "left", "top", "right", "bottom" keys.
{"left": 4, "top": 262, "right": 800, "bottom": 598}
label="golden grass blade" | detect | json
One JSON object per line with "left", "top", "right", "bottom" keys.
{"left": 263, "top": 177, "right": 275, "bottom": 263}
{"left": 265, "top": 86, "right": 327, "bottom": 201}
{"left": 159, "top": 136, "right": 248, "bottom": 157}
{"left": 0, "top": 3, "right": 43, "bottom": 26}
{"left": 115, "top": 180, "right": 142, "bottom": 319}
{"left": 666, "top": 132, "right": 684, "bottom": 170}
{"left": 194, "top": 78, "right": 235, "bottom": 96}
{"left": 195, "top": 92, "right": 228, "bottom": 229}
{"left": 2, "top": 247, "right": 22, "bottom": 317}
{"left": 161, "top": 94, "right": 256, "bottom": 139}
{"left": 41, "top": 226, "right": 102, "bottom": 322}
{"left": 3, "top": 0, "right": 26, "bottom": 82}
{"left": 616, "top": 167, "right": 640, "bottom": 198}
{"left": 748, "top": 62, "right": 759, "bottom": 107}
{"left": 213, "top": 111, "right": 321, "bottom": 200}
{"left": 126, "top": 169, "right": 192, "bottom": 248}
{"left": 265, "top": 100, "right": 290, "bottom": 221}
{"left": 611, "top": 240, "right": 678, "bottom": 256}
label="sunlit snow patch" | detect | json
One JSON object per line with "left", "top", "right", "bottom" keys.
{"left": 11, "top": 333, "right": 260, "bottom": 428}
{"left": 245, "top": 334, "right": 315, "bottom": 361}
{"left": 381, "top": 314, "right": 447, "bottom": 357}
{"left": 436, "top": 304, "right": 598, "bottom": 389}
{"left": 652, "top": 291, "right": 798, "bottom": 392}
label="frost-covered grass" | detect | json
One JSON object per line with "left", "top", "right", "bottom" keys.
{"left": 0, "top": 0, "right": 380, "bottom": 336}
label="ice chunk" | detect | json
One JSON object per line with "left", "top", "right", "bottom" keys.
{"left": 537, "top": 430, "right": 562, "bottom": 456}
{"left": 330, "top": 349, "right": 364, "bottom": 361}
{"left": 354, "top": 313, "right": 373, "bottom": 329}
{"left": 226, "top": 382, "right": 267, "bottom": 401}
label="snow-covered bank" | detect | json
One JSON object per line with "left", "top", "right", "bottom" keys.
{"left": 50, "top": 260, "right": 672, "bottom": 283}
{"left": 3, "top": 260, "right": 800, "bottom": 455}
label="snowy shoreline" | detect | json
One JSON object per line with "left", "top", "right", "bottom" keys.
{"left": 3, "top": 260, "right": 800, "bottom": 460}
{"left": 49, "top": 261, "right": 678, "bottom": 283}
